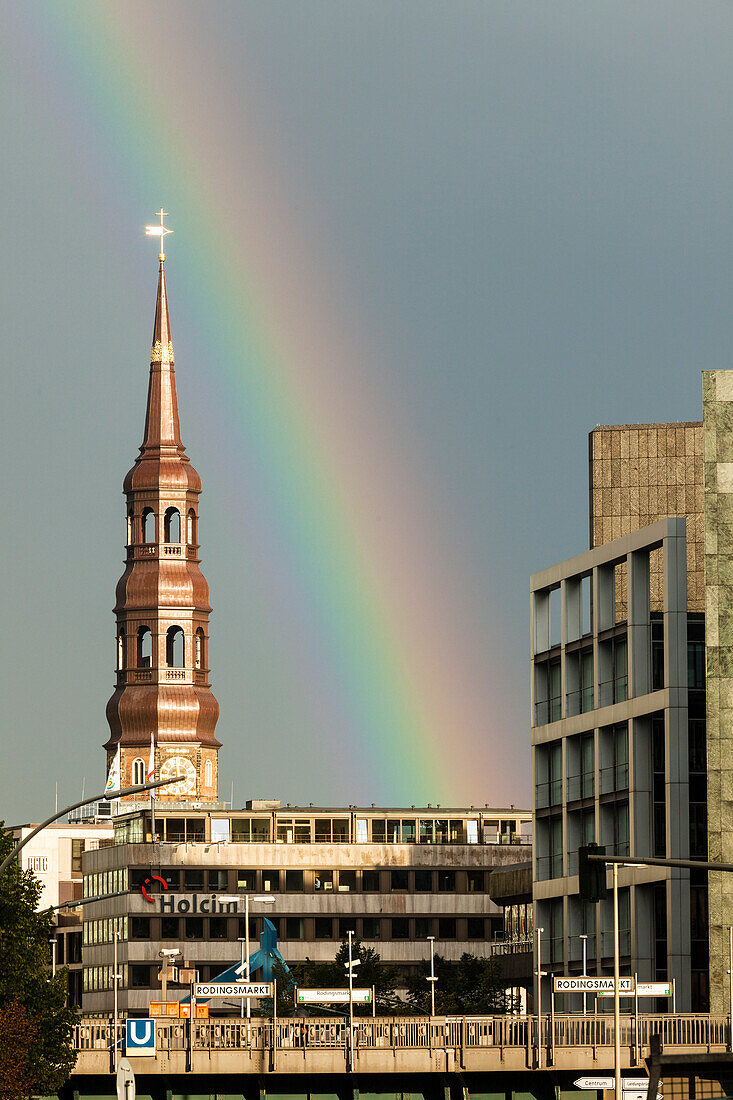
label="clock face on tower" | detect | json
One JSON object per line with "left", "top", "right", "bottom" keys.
{"left": 159, "top": 756, "right": 197, "bottom": 797}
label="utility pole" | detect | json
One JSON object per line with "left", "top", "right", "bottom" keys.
{"left": 613, "top": 862, "right": 621, "bottom": 1100}
{"left": 427, "top": 935, "right": 436, "bottom": 1016}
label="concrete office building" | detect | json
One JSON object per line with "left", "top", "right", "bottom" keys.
{"left": 79, "top": 802, "right": 531, "bottom": 1015}
{"left": 531, "top": 416, "right": 716, "bottom": 1012}
{"left": 532, "top": 394, "right": 733, "bottom": 1014}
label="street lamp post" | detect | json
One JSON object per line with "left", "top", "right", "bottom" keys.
{"left": 0, "top": 776, "right": 185, "bottom": 878}
{"left": 612, "top": 862, "right": 621, "bottom": 1100}
{"left": 113, "top": 930, "right": 121, "bottom": 1073}
{"left": 231, "top": 894, "right": 275, "bottom": 1019}
{"left": 49, "top": 937, "right": 57, "bottom": 979}
{"left": 579, "top": 933, "right": 588, "bottom": 1016}
{"left": 427, "top": 936, "right": 436, "bottom": 1016}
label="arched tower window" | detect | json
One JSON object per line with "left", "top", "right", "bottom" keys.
{"left": 166, "top": 626, "right": 185, "bottom": 668}
{"left": 195, "top": 628, "right": 205, "bottom": 669}
{"left": 132, "top": 758, "right": 145, "bottom": 786}
{"left": 137, "top": 626, "right": 152, "bottom": 668}
{"left": 164, "top": 507, "right": 180, "bottom": 543}
{"left": 141, "top": 508, "right": 155, "bottom": 544}
{"left": 204, "top": 759, "right": 213, "bottom": 788}
{"left": 117, "top": 631, "right": 125, "bottom": 670}
{"left": 187, "top": 508, "right": 197, "bottom": 545}
{"left": 127, "top": 510, "right": 134, "bottom": 546}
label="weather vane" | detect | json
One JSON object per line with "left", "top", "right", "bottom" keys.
{"left": 145, "top": 208, "right": 173, "bottom": 262}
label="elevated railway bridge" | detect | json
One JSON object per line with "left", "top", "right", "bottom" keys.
{"left": 64, "top": 1013, "right": 733, "bottom": 1100}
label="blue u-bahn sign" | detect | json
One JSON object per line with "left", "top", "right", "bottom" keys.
{"left": 126, "top": 1018, "right": 156, "bottom": 1056}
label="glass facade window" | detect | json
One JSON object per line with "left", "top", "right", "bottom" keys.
{"left": 237, "top": 869, "right": 257, "bottom": 890}
{"left": 651, "top": 617, "right": 665, "bottom": 690}
{"left": 209, "top": 870, "right": 227, "bottom": 891}
{"left": 161, "top": 917, "right": 179, "bottom": 939}
{"left": 184, "top": 870, "right": 205, "bottom": 890}
{"left": 549, "top": 660, "right": 561, "bottom": 722}
{"left": 276, "top": 819, "right": 311, "bottom": 844}
{"left": 361, "top": 870, "right": 380, "bottom": 892}
{"left": 362, "top": 917, "right": 381, "bottom": 939}
{"left": 466, "top": 870, "right": 484, "bottom": 892}
{"left": 391, "top": 870, "right": 408, "bottom": 892}
{"left": 314, "top": 871, "right": 333, "bottom": 892}
{"left": 414, "top": 870, "right": 433, "bottom": 891}
{"left": 391, "top": 918, "right": 409, "bottom": 939}
{"left": 285, "top": 870, "right": 303, "bottom": 891}
{"left": 286, "top": 917, "right": 304, "bottom": 939}
{"left": 185, "top": 917, "right": 204, "bottom": 940}
{"left": 315, "top": 918, "right": 333, "bottom": 939}
{"left": 338, "top": 871, "right": 356, "bottom": 892}
{"left": 262, "top": 871, "right": 280, "bottom": 892}
{"left": 438, "top": 918, "right": 456, "bottom": 939}
{"left": 131, "top": 916, "right": 150, "bottom": 939}
{"left": 467, "top": 917, "right": 485, "bottom": 939}
{"left": 580, "top": 650, "right": 594, "bottom": 712}
{"left": 339, "top": 917, "right": 357, "bottom": 938}
{"left": 438, "top": 871, "right": 456, "bottom": 892}
{"left": 209, "top": 917, "right": 228, "bottom": 939}
{"left": 414, "top": 917, "right": 433, "bottom": 939}
{"left": 71, "top": 839, "right": 85, "bottom": 873}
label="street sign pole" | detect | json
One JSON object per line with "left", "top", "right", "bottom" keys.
{"left": 613, "top": 861, "right": 622, "bottom": 1100}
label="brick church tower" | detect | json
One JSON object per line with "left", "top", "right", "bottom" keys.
{"left": 104, "top": 238, "right": 221, "bottom": 803}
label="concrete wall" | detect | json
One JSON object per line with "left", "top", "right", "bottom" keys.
{"left": 703, "top": 370, "right": 733, "bottom": 1013}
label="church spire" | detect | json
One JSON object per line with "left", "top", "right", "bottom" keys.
{"left": 141, "top": 258, "right": 182, "bottom": 451}
{"left": 106, "top": 213, "right": 221, "bottom": 806}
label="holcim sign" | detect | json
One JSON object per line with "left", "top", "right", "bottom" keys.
{"left": 149, "top": 893, "right": 240, "bottom": 914}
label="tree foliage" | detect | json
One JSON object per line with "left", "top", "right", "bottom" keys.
{"left": 0, "top": 824, "right": 76, "bottom": 1097}
{"left": 405, "top": 952, "right": 515, "bottom": 1015}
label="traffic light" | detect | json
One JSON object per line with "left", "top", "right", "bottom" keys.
{"left": 578, "top": 843, "right": 608, "bottom": 901}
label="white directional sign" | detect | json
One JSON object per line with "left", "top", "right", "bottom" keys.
{"left": 297, "top": 988, "right": 372, "bottom": 1004}
{"left": 194, "top": 982, "right": 272, "bottom": 999}
{"left": 598, "top": 981, "right": 671, "bottom": 998}
{"left": 574, "top": 1078, "right": 660, "bottom": 1096}
{"left": 554, "top": 976, "right": 634, "bottom": 993}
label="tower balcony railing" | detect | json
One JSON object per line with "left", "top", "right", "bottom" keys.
{"left": 116, "top": 667, "right": 210, "bottom": 685}
{"left": 126, "top": 542, "right": 198, "bottom": 560}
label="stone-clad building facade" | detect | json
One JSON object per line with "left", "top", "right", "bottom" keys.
{"left": 702, "top": 371, "right": 733, "bottom": 1012}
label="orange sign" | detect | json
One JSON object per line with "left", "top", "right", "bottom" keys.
{"left": 179, "top": 1002, "right": 210, "bottom": 1019}
{"left": 148, "top": 1001, "right": 181, "bottom": 1018}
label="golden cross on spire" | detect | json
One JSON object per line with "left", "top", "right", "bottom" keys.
{"left": 145, "top": 208, "right": 173, "bottom": 262}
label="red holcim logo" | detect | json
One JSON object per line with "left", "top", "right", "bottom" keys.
{"left": 141, "top": 874, "right": 168, "bottom": 903}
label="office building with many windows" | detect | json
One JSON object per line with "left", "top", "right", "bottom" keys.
{"left": 79, "top": 802, "right": 530, "bottom": 1014}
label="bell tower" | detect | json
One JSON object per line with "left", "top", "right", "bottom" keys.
{"left": 104, "top": 225, "right": 221, "bottom": 803}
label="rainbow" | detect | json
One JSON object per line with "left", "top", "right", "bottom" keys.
{"left": 10, "top": 3, "right": 525, "bottom": 804}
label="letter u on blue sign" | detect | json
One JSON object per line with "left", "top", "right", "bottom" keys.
{"left": 126, "top": 1019, "right": 156, "bottom": 1056}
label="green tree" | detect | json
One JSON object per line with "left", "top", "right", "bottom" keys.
{"left": 0, "top": 825, "right": 76, "bottom": 1097}
{"left": 406, "top": 952, "right": 514, "bottom": 1015}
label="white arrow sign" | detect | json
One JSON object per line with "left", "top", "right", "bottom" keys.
{"left": 194, "top": 982, "right": 271, "bottom": 999}
{"left": 574, "top": 1079, "right": 660, "bottom": 1095}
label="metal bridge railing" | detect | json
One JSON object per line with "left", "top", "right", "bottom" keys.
{"left": 73, "top": 1012, "right": 731, "bottom": 1057}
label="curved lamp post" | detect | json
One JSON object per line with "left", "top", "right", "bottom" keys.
{"left": 0, "top": 776, "right": 184, "bottom": 878}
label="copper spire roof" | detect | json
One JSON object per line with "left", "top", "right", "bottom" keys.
{"left": 141, "top": 260, "right": 182, "bottom": 451}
